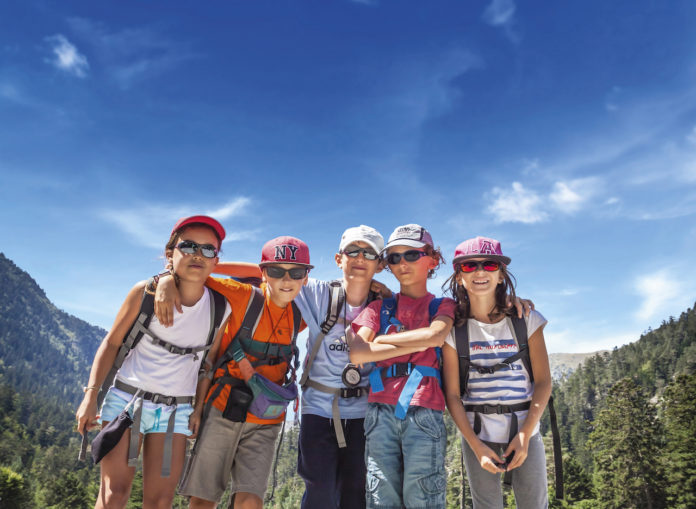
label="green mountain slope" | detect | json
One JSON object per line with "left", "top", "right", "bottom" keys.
{"left": 1, "top": 252, "right": 695, "bottom": 508}
{"left": 0, "top": 253, "right": 104, "bottom": 405}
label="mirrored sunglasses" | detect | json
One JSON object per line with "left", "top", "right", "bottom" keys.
{"left": 343, "top": 247, "right": 379, "bottom": 261}
{"left": 176, "top": 240, "right": 218, "bottom": 258}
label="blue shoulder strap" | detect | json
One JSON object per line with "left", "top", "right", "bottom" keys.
{"left": 379, "top": 297, "right": 401, "bottom": 335}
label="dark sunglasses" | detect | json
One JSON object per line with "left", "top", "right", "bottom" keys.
{"left": 386, "top": 250, "right": 428, "bottom": 265}
{"left": 176, "top": 240, "right": 218, "bottom": 258}
{"left": 458, "top": 260, "right": 501, "bottom": 273}
{"left": 265, "top": 265, "right": 308, "bottom": 280}
{"left": 343, "top": 247, "right": 379, "bottom": 261}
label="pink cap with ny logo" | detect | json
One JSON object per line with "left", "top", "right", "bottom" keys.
{"left": 259, "top": 236, "right": 314, "bottom": 268}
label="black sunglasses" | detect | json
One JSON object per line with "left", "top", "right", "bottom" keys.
{"left": 265, "top": 265, "right": 308, "bottom": 280}
{"left": 385, "top": 250, "right": 428, "bottom": 265}
{"left": 176, "top": 240, "right": 218, "bottom": 259}
{"left": 343, "top": 247, "right": 379, "bottom": 261}
{"left": 458, "top": 260, "right": 501, "bottom": 273}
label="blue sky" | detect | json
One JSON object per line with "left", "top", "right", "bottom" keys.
{"left": 1, "top": 0, "right": 695, "bottom": 354}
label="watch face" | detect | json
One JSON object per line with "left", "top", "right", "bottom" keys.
{"left": 342, "top": 365, "right": 361, "bottom": 387}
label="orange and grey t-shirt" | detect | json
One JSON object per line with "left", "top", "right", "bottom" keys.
{"left": 204, "top": 277, "right": 305, "bottom": 425}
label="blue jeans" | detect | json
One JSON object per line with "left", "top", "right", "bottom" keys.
{"left": 364, "top": 403, "right": 446, "bottom": 509}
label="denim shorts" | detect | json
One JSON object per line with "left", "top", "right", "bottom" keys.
{"left": 99, "top": 388, "right": 194, "bottom": 436}
{"left": 364, "top": 403, "right": 447, "bottom": 509}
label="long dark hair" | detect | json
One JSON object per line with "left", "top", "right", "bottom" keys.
{"left": 443, "top": 263, "right": 517, "bottom": 327}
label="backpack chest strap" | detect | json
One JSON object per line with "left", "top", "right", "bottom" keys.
{"left": 369, "top": 363, "right": 441, "bottom": 419}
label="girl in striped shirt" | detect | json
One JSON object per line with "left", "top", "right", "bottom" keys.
{"left": 442, "top": 236, "right": 552, "bottom": 509}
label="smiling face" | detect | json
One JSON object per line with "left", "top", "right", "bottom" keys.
{"left": 455, "top": 257, "right": 502, "bottom": 297}
{"left": 262, "top": 263, "right": 308, "bottom": 308}
{"left": 167, "top": 225, "right": 220, "bottom": 284}
{"left": 335, "top": 241, "right": 382, "bottom": 283}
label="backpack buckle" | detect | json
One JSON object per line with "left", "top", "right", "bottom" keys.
{"left": 477, "top": 366, "right": 496, "bottom": 375}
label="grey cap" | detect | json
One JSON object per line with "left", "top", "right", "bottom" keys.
{"left": 339, "top": 225, "right": 384, "bottom": 255}
{"left": 383, "top": 224, "right": 433, "bottom": 253}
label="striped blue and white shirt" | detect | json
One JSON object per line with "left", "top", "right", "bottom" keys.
{"left": 445, "top": 310, "right": 547, "bottom": 443}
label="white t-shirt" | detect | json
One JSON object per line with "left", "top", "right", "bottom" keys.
{"left": 445, "top": 310, "right": 547, "bottom": 443}
{"left": 115, "top": 288, "right": 232, "bottom": 401}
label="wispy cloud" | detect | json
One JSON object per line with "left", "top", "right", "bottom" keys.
{"left": 550, "top": 177, "right": 602, "bottom": 214}
{"left": 488, "top": 182, "right": 548, "bottom": 224}
{"left": 634, "top": 268, "right": 685, "bottom": 320}
{"left": 67, "top": 17, "right": 195, "bottom": 89}
{"left": 487, "top": 176, "right": 606, "bottom": 223}
{"left": 482, "top": 0, "right": 516, "bottom": 26}
{"left": 45, "top": 34, "right": 89, "bottom": 77}
{"left": 100, "top": 198, "right": 255, "bottom": 249}
{"left": 604, "top": 86, "right": 623, "bottom": 112}
{"left": 482, "top": 0, "right": 520, "bottom": 43}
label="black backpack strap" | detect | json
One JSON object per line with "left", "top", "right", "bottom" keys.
{"left": 506, "top": 314, "right": 563, "bottom": 499}
{"left": 97, "top": 290, "right": 155, "bottom": 408}
{"left": 299, "top": 280, "right": 344, "bottom": 387}
{"left": 197, "top": 288, "right": 228, "bottom": 372}
{"left": 508, "top": 315, "right": 533, "bottom": 382}
{"left": 211, "top": 287, "right": 265, "bottom": 376}
{"left": 454, "top": 322, "right": 471, "bottom": 396}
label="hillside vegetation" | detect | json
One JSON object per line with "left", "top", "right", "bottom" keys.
{"left": 0, "top": 253, "right": 694, "bottom": 508}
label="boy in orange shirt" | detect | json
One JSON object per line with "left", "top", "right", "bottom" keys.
{"left": 156, "top": 236, "right": 311, "bottom": 509}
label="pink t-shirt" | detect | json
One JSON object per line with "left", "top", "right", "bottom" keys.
{"left": 351, "top": 293, "right": 455, "bottom": 411}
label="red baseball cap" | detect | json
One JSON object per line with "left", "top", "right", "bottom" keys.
{"left": 259, "top": 236, "right": 313, "bottom": 268}
{"left": 171, "top": 215, "right": 226, "bottom": 243}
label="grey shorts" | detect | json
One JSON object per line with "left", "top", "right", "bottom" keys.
{"left": 178, "top": 408, "right": 281, "bottom": 502}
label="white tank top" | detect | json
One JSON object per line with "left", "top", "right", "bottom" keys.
{"left": 115, "top": 289, "right": 230, "bottom": 398}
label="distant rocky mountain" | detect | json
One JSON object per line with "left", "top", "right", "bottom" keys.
{"left": 548, "top": 351, "right": 607, "bottom": 380}
{"left": 0, "top": 253, "right": 104, "bottom": 405}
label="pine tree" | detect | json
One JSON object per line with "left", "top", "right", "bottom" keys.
{"left": 661, "top": 374, "right": 696, "bottom": 509}
{"left": 587, "top": 378, "right": 667, "bottom": 508}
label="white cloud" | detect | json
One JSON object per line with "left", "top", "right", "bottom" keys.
{"left": 100, "top": 198, "right": 255, "bottom": 249}
{"left": 634, "top": 268, "right": 684, "bottom": 320}
{"left": 482, "top": 0, "right": 520, "bottom": 43}
{"left": 45, "top": 34, "right": 89, "bottom": 77}
{"left": 545, "top": 328, "right": 635, "bottom": 354}
{"left": 67, "top": 17, "right": 194, "bottom": 88}
{"left": 487, "top": 174, "right": 607, "bottom": 223}
{"left": 482, "top": 0, "right": 516, "bottom": 27}
{"left": 549, "top": 177, "right": 601, "bottom": 214}
{"left": 205, "top": 197, "right": 251, "bottom": 220}
{"left": 487, "top": 182, "right": 548, "bottom": 224}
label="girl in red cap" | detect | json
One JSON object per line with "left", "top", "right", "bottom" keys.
{"left": 76, "top": 216, "right": 231, "bottom": 509}
{"left": 442, "top": 236, "right": 552, "bottom": 509}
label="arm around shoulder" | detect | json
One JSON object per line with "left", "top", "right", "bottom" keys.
{"left": 214, "top": 261, "right": 262, "bottom": 279}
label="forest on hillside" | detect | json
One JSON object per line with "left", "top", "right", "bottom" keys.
{"left": 1, "top": 255, "right": 695, "bottom": 508}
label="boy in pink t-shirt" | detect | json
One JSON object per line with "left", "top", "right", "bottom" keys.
{"left": 349, "top": 224, "right": 455, "bottom": 509}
